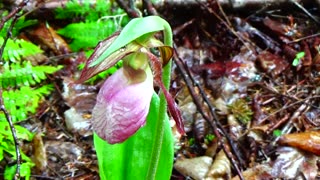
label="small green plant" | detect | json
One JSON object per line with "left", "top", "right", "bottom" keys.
{"left": 228, "top": 99, "right": 253, "bottom": 124}
{"left": 205, "top": 134, "right": 215, "bottom": 144}
{"left": 273, "top": 129, "right": 282, "bottom": 137}
{"left": 292, "top": 51, "right": 305, "bottom": 66}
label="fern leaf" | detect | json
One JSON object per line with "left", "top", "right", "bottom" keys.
{"left": 57, "top": 20, "right": 117, "bottom": 51}
{"left": 0, "top": 37, "right": 43, "bottom": 63}
{"left": 0, "top": 61, "right": 63, "bottom": 89}
{"left": 0, "top": 85, "right": 54, "bottom": 122}
{"left": 0, "top": 12, "right": 37, "bottom": 37}
{"left": 54, "top": 0, "right": 112, "bottom": 21}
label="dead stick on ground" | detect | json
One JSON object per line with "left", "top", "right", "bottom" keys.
{"left": 0, "top": 90, "right": 21, "bottom": 180}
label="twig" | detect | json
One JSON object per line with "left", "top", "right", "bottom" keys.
{"left": 173, "top": 47, "right": 244, "bottom": 180}
{"left": 142, "top": 0, "right": 158, "bottom": 16}
{"left": 271, "top": 99, "right": 309, "bottom": 146}
{"left": 0, "top": 0, "right": 28, "bottom": 30}
{"left": 115, "top": 0, "right": 140, "bottom": 18}
{"left": 289, "top": 0, "right": 320, "bottom": 25}
{"left": 0, "top": 90, "right": 21, "bottom": 180}
{"left": 287, "top": 32, "right": 320, "bottom": 43}
{"left": 196, "top": 0, "right": 256, "bottom": 53}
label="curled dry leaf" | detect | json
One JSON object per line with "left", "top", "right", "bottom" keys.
{"left": 206, "top": 149, "right": 231, "bottom": 180}
{"left": 32, "top": 133, "right": 47, "bottom": 172}
{"left": 64, "top": 107, "right": 91, "bottom": 135}
{"left": 176, "top": 85, "right": 197, "bottom": 133}
{"left": 278, "top": 130, "right": 320, "bottom": 156}
{"left": 62, "top": 77, "right": 97, "bottom": 112}
{"left": 232, "top": 164, "right": 272, "bottom": 180}
{"left": 271, "top": 147, "right": 318, "bottom": 179}
{"left": 174, "top": 156, "right": 213, "bottom": 180}
{"left": 301, "top": 41, "right": 312, "bottom": 66}
{"left": 263, "top": 17, "right": 290, "bottom": 37}
{"left": 28, "top": 23, "right": 71, "bottom": 55}
{"left": 227, "top": 114, "right": 243, "bottom": 139}
{"left": 256, "top": 51, "right": 289, "bottom": 77}
{"left": 193, "top": 113, "right": 209, "bottom": 141}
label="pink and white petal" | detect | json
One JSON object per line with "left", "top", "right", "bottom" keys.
{"left": 92, "top": 67, "right": 153, "bottom": 144}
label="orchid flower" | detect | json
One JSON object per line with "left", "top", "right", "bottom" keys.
{"left": 77, "top": 16, "right": 184, "bottom": 144}
{"left": 92, "top": 53, "right": 154, "bottom": 143}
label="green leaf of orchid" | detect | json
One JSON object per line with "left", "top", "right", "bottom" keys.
{"left": 94, "top": 93, "right": 174, "bottom": 180}
{"left": 89, "top": 16, "right": 171, "bottom": 67}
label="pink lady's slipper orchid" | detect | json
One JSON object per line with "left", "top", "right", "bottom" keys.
{"left": 92, "top": 53, "right": 154, "bottom": 144}
{"left": 77, "top": 31, "right": 185, "bottom": 144}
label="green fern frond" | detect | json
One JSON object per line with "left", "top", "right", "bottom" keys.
{"left": 54, "top": 0, "right": 112, "bottom": 21}
{"left": 57, "top": 20, "right": 117, "bottom": 51}
{"left": 0, "top": 61, "right": 62, "bottom": 88}
{"left": 0, "top": 37, "right": 42, "bottom": 62}
{"left": 0, "top": 85, "right": 54, "bottom": 122}
{"left": 0, "top": 12, "right": 37, "bottom": 37}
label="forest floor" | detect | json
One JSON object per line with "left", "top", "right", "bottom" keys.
{"left": 1, "top": 0, "right": 320, "bottom": 179}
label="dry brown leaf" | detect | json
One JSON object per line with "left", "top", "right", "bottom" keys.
{"left": 232, "top": 164, "right": 272, "bottom": 180}
{"left": 278, "top": 130, "right": 320, "bottom": 156}
{"left": 205, "top": 149, "right": 231, "bottom": 179}
{"left": 174, "top": 156, "right": 213, "bottom": 180}
{"left": 256, "top": 51, "right": 289, "bottom": 77}
{"left": 271, "top": 147, "right": 318, "bottom": 179}
{"left": 28, "top": 23, "right": 71, "bottom": 55}
{"left": 31, "top": 133, "right": 47, "bottom": 172}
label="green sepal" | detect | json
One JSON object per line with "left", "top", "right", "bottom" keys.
{"left": 94, "top": 92, "right": 174, "bottom": 180}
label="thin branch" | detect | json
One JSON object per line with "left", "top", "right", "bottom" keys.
{"left": 289, "top": 0, "right": 320, "bottom": 25}
{"left": 0, "top": 90, "right": 21, "bottom": 180}
{"left": 196, "top": 0, "right": 256, "bottom": 53}
{"left": 142, "top": 0, "right": 158, "bottom": 16}
{"left": 0, "top": 0, "right": 28, "bottom": 30}
{"left": 115, "top": 0, "right": 140, "bottom": 18}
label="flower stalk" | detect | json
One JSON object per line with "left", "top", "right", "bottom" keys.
{"left": 146, "top": 20, "right": 173, "bottom": 179}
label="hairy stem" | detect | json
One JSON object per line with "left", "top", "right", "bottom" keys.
{"left": 146, "top": 19, "right": 173, "bottom": 180}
